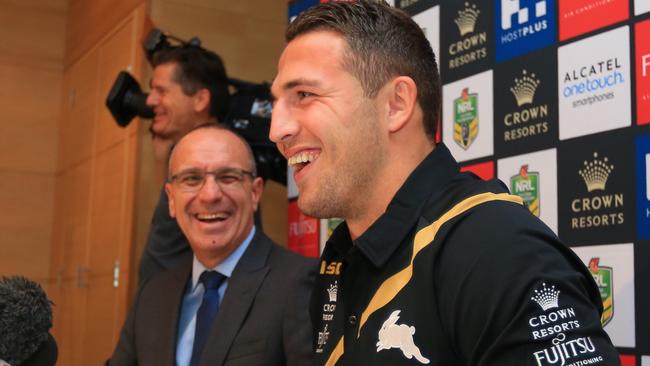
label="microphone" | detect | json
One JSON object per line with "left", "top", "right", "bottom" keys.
{"left": 0, "top": 276, "right": 57, "bottom": 366}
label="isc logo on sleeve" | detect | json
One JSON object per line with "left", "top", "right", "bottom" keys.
{"left": 320, "top": 261, "right": 342, "bottom": 276}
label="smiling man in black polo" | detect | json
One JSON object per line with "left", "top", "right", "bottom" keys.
{"left": 269, "top": 2, "right": 620, "bottom": 365}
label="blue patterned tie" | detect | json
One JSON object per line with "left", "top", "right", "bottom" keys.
{"left": 189, "top": 270, "right": 227, "bottom": 366}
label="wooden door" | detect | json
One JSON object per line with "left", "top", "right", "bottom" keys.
{"left": 49, "top": 5, "right": 146, "bottom": 365}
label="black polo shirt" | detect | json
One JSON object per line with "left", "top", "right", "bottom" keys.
{"left": 311, "top": 144, "right": 620, "bottom": 366}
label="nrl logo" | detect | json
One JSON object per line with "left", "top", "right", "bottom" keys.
{"left": 578, "top": 152, "right": 614, "bottom": 192}
{"left": 510, "top": 69, "right": 540, "bottom": 107}
{"left": 453, "top": 88, "right": 479, "bottom": 150}
{"left": 455, "top": 2, "right": 480, "bottom": 36}
{"left": 511, "top": 164, "right": 540, "bottom": 217}
{"left": 588, "top": 257, "right": 614, "bottom": 327}
{"left": 376, "top": 310, "right": 430, "bottom": 364}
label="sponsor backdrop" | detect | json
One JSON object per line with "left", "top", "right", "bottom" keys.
{"left": 288, "top": 0, "right": 650, "bottom": 362}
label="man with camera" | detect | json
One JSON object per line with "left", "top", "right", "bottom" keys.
{"left": 139, "top": 46, "right": 231, "bottom": 284}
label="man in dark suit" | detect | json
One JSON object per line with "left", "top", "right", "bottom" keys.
{"left": 109, "top": 125, "right": 316, "bottom": 366}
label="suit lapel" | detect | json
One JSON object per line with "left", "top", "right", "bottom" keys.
{"left": 200, "top": 232, "right": 272, "bottom": 366}
{"left": 159, "top": 263, "right": 192, "bottom": 365}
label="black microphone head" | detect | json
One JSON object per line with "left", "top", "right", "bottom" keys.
{"left": 20, "top": 333, "right": 57, "bottom": 366}
{"left": 0, "top": 276, "right": 55, "bottom": 366}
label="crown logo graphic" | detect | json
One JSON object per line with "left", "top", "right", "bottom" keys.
{"left": 531, "top": 282, "right": 560, "bottom": 311}
{"left": 327, "top": 281, "right": 338, "bottom": 303}
{"left": 455, "top": 2, "right": 480, "bottom": 36}
{"left": 578, "top": 152, "right": 614, "bottom": 192}
{"left": 510, "top": 70, "right": 541, "bottom": 107}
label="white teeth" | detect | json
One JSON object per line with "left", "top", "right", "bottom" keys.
{"left": 288, "top": 152, "right": 319, "bottom": 167}
{"left": 197, "top": 213, "right": 228, "bottom": 220}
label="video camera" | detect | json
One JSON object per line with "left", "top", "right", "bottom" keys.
{"left": 105, "top": 29, "right": 286, "bottom": 185}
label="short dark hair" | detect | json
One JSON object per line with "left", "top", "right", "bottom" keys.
{"left": 286, "top": 1, "right": 441, "bottom": 140}
{"left": 153, "top": 46, "right": 230, "bottom": 122}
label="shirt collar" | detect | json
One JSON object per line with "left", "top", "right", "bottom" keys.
{"left": 191, "top": 225, "right": 256, "bottom": 290}
{"left": 352, "top": 143, "right": 460, "bottom": 268}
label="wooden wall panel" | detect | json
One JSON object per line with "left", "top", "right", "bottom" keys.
{"left": 87, "top": 142, "right": 127, "bottom": 275}
{"left": 58, "top": 49, "right": 100, "bottom": 171}
{"left": 49, "top": 4, "right": 147, "bottom": 364}
{"left": 0, "top": 171, "right": 55, "bottom": 279}
{"left": 96, "top": 18, "right": 139, "bottom": 154}
{"left": 49, "top": 54, "right": 98, "bottom": 361}
{"left": 0, "top": 0, "right": 66, "bottom": 71}
{"left": 48, "top": 161, "right": 92, "bottom": 366}
{"left": 150, "top": 0, "right": 286, "bottom": 83}
{"left": 0, "top": 63, "right": 61, "bottom": 174}
{"left": 84, "top": 141, "right": 128, "bottom": 364}
{"left": 65, "top": 0, "right": 144, "bottom": 68}
{"left": 93, "top": 8, "right": 145, "bottom": 338}
{"left": 83, "top": 278, "right": 122, "bottom": 365}
{"left": 0, "top": 1, "right": 64, "bottom": 286}
{"left": 51, "top": 160, "right": 93, "bottom": 282}
{"left": 260, "top": 180, "right": 289, "bottom": 246}
{"left": 155, "top": 0, "right": 285, "bottom": 19}
{"left": 50, "top": 281, "right": 86, "bottom": 366}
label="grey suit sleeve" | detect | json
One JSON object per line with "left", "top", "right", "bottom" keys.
{"left": 282, "top": 259, "right": 318, "bottom": 366}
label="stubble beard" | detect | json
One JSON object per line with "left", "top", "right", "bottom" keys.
{"left": 298, "top": 106, "right": 385, "bottom": 221}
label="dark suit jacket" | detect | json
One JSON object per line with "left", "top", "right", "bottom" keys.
{"left": 109, "top": 231, "right": 317, "bottom": 366}
{"left": 138, "top": 187, "right": 192, "bottom": 285}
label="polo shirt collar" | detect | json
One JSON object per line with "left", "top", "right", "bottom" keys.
{"left": 351, "top": 143, "right": 460, "bottom": 268}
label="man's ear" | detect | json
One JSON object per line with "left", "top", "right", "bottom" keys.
{"left": 193, "top": 88, "right": 211, "bottom": 114}
{"left": 250, "top": 177, "right": 264, "bottom": 212}
{"left": 165, "top": 183, "right": 176, "bottom": 218}
{"left": 385, "top": 76, "right": 418, "bottom": 133}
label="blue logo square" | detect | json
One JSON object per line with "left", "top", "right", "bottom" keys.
{"left": 289, "top": 0, "right": 320, "bottom": 23}
{"left": 496, "top": 0, "right": 557, "bottom": 62}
